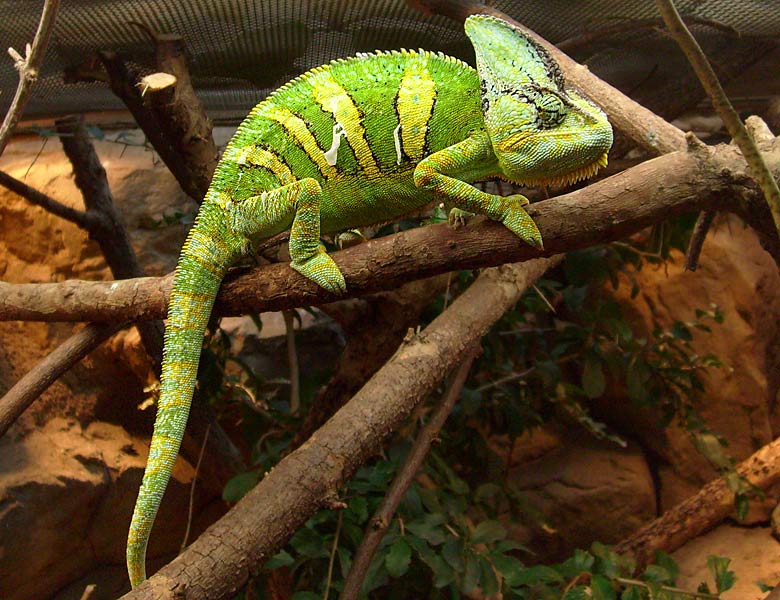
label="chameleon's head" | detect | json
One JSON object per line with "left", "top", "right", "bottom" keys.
{"left": 465, "top": 15, "right": 613, "bottom": 187}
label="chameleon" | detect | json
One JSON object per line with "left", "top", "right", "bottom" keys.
{"left": 126, "top": 14, "right": 613, "bottom": 587}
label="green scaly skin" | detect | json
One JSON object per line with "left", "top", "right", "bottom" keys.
{"left": 126, "top": 14, "right": 613, "bottom": 586}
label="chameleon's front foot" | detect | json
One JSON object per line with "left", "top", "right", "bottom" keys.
{"left": 500, "top": 194, "right": 543, "bottom": 250}
{"left": 292, "top": 247, "right": 347, "bottom": 294}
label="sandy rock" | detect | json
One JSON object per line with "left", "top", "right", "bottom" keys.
{"left": 0, "top": 418, "right": 214, "bottom": 600}
{"left": 672, "top": 524, "right": 780, "bottom": 599}
{"left": 608, "top": 215, "right": 780, "bottom": 511}
{"left": 503, "top": 429, "right": 656, "bottom": 562}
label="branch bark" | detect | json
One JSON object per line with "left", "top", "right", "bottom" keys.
{"left": 2, "top": 139, "right": 775, "bottom": 324}
{"left": 121, "top": 257, "right": 558, "bottom": 599}
{"left": 55, "top": 114, "right": 165, "bottom": 369}
{"left": 615, "top": 434, "right": 780, "bottom": 569}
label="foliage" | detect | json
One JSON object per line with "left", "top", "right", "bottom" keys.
{"left": 213, "top": 229, "right": 744, "bottom": 598}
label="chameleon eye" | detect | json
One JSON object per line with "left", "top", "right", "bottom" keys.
{"left": 537, "top": 93, "right": 565, "bottom": 127}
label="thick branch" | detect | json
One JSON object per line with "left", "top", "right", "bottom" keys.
{"left": 96, "top": 51, "right": 201, "bottom": 201}
{"left": 0, "top": 0, "right": 60, "bottom": 155}
{"left": 615, "top": 434, "right": 780, "bottom": 568}
{"left": 143, "top": 34, "right": 218, "bottom": 198}
{"left": 122, "top": 257, "right": 558, "bottom": 600}
{"left": 2, "top": 140, "right": 773, "bottom": 324}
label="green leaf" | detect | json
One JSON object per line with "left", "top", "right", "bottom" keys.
{"left": 490, "top": 554, "right": 525, "bottom": 587}
{"left": 264, "top": 550, "right": 294, "bottom": 569}
{"left": 582, "top": 355, "right": 606, "bottom": 398}
{"left": 222, "top": 471, "right": 260, "bottom": 503}
{"left": 591, "top": 574, "right": 617, "bottom": 600}
{"left": 707, "top": 555, "right": 736, "bottom": 593}
{"left": 461, "top": 550, "right": 481, "bottom": 594}
{"left": 653, "top": 550, "right": 679, "bottom": 582}
{"left": 620, "top": 583, "right": 644, "bottom": 600}
{"left": 346, "top": 496, "right": 368, "bottom": 523}
{"left": 643, "top": 564, "right": 673, "bottom": 584}
{"left": 442, "top": 537, "right": 464, "bottom": 571}
{"left": 406, "top": 514, "right": 447, "bottom": 545}
{"left": 562, "top": 586, "right": 590, "bottom": 600}
{"left": 289, "top": 593, "right": 320, "bottom": 600}
{"left": 479, "top": 555, "right": 499, "bottom": 597}
{"left": 506, "top": 564, "right": 564, "bottom": 587}
{"left": 671, "top": 321, "right": 692, "bottom": 341}
{"left": 289, "top": 527, "right": 328, "bottom": 559}
{"left": 470, "top": 520, "right": 507, "bottom": 545}
{"left": 385, "top": 538, "right": 412, "bottom": 577}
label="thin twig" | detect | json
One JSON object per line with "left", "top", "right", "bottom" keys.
{"left": 684, "top": 209, "right": 717, "bottom": 271}
{"left": 656, "top": 0, "right": 780, "bottom": 235}
{"left": 282, "top": 309, "right": 300, "bottom": 415}
{"left": 338, "top": 345, "right": 480, "bottom": 600}
{"left": 181, "top": 423, "right": 211, "bottom": 552}
{"left": 0, "top": 322, "right": 125, "bottom": 436}
{"left": 0, "top": 0, "right": 60, "bottom": 156}
{"left": 323, "top": 510, "right": 343, "bottom": 600}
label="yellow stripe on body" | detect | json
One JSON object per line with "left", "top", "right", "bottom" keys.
{"left": 396, "top": 56, "right": 437, "bottom": 163}
{"left": 261, "top": 104, "right": 338, "bottom": 179}
{"left": 308, "top": 69, "right": 381, "bottom": 177}
{"left": 238, "top": 145, "right": 296, "bottom": 186}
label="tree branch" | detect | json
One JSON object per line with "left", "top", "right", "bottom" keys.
{"left": 121, "top": 257, "right": 558, "bottom": 599}
{"left": 1, "top": 139, "right": 774, "bottom": 324}
{"left": 0, "top": 0, "right": 60, "bottom": 156}
{"left": 0, "top": 169, "right": 96, "bottom": 229}
{"left": 615, "top": 434, "right": 780, "bottom": 569}
{"left": 656, "top": 0, "right": 780, "bottom": 234}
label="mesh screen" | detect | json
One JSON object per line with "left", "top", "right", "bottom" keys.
{"left": 1, "top": 0, "right": 779, "bottom": 123}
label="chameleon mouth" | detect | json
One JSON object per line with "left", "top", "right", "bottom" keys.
{"left": 518, "top": 152, "right": 609, "bottom": 188}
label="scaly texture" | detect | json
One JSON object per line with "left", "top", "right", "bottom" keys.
{"left": 127, "top": 14, "right": 613, "bottom": 587}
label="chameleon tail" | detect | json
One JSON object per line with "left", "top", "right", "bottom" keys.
{"left": 126, "top": 203, "right": 241, "bottom": 587}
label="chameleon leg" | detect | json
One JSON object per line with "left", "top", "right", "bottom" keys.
{"left": 229, "top": 177, "right": 347, "bottom": 294}
{"left": 414, "top": 131, "right": 543, "bottom": 249}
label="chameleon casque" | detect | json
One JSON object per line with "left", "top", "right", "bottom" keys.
{"left": 126, "top": 14, "right": 613, "bottom": 586}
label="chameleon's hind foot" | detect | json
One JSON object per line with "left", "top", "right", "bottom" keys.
{"left": 291, "top": 247, "right": 347, "bottom": 294}
{"left": 500, "top": 194, "right": 543, "bottom": 250}
{"left": 448, "top": 207, "right": 473, "bottom": 229}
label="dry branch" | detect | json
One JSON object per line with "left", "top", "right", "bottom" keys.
{"left": 122, "top": 257, "right": 558, "bottom": 600}
{"left": 145, "top": 34, "right": 219, "bottom": 198}
{"left": 55, "top": 114, "right": 165, "bottom": 369}
{"left": 615, "top": 434, "right": 780, "bottom": 568}
{"left": 2, "top": 139, "right": 775, "bottom": 324}
{"left": 0, "top": 0, "right": 60, "bottom": 155}
{"left": 96, "top": 51, "right": 200, "bottom": 201}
